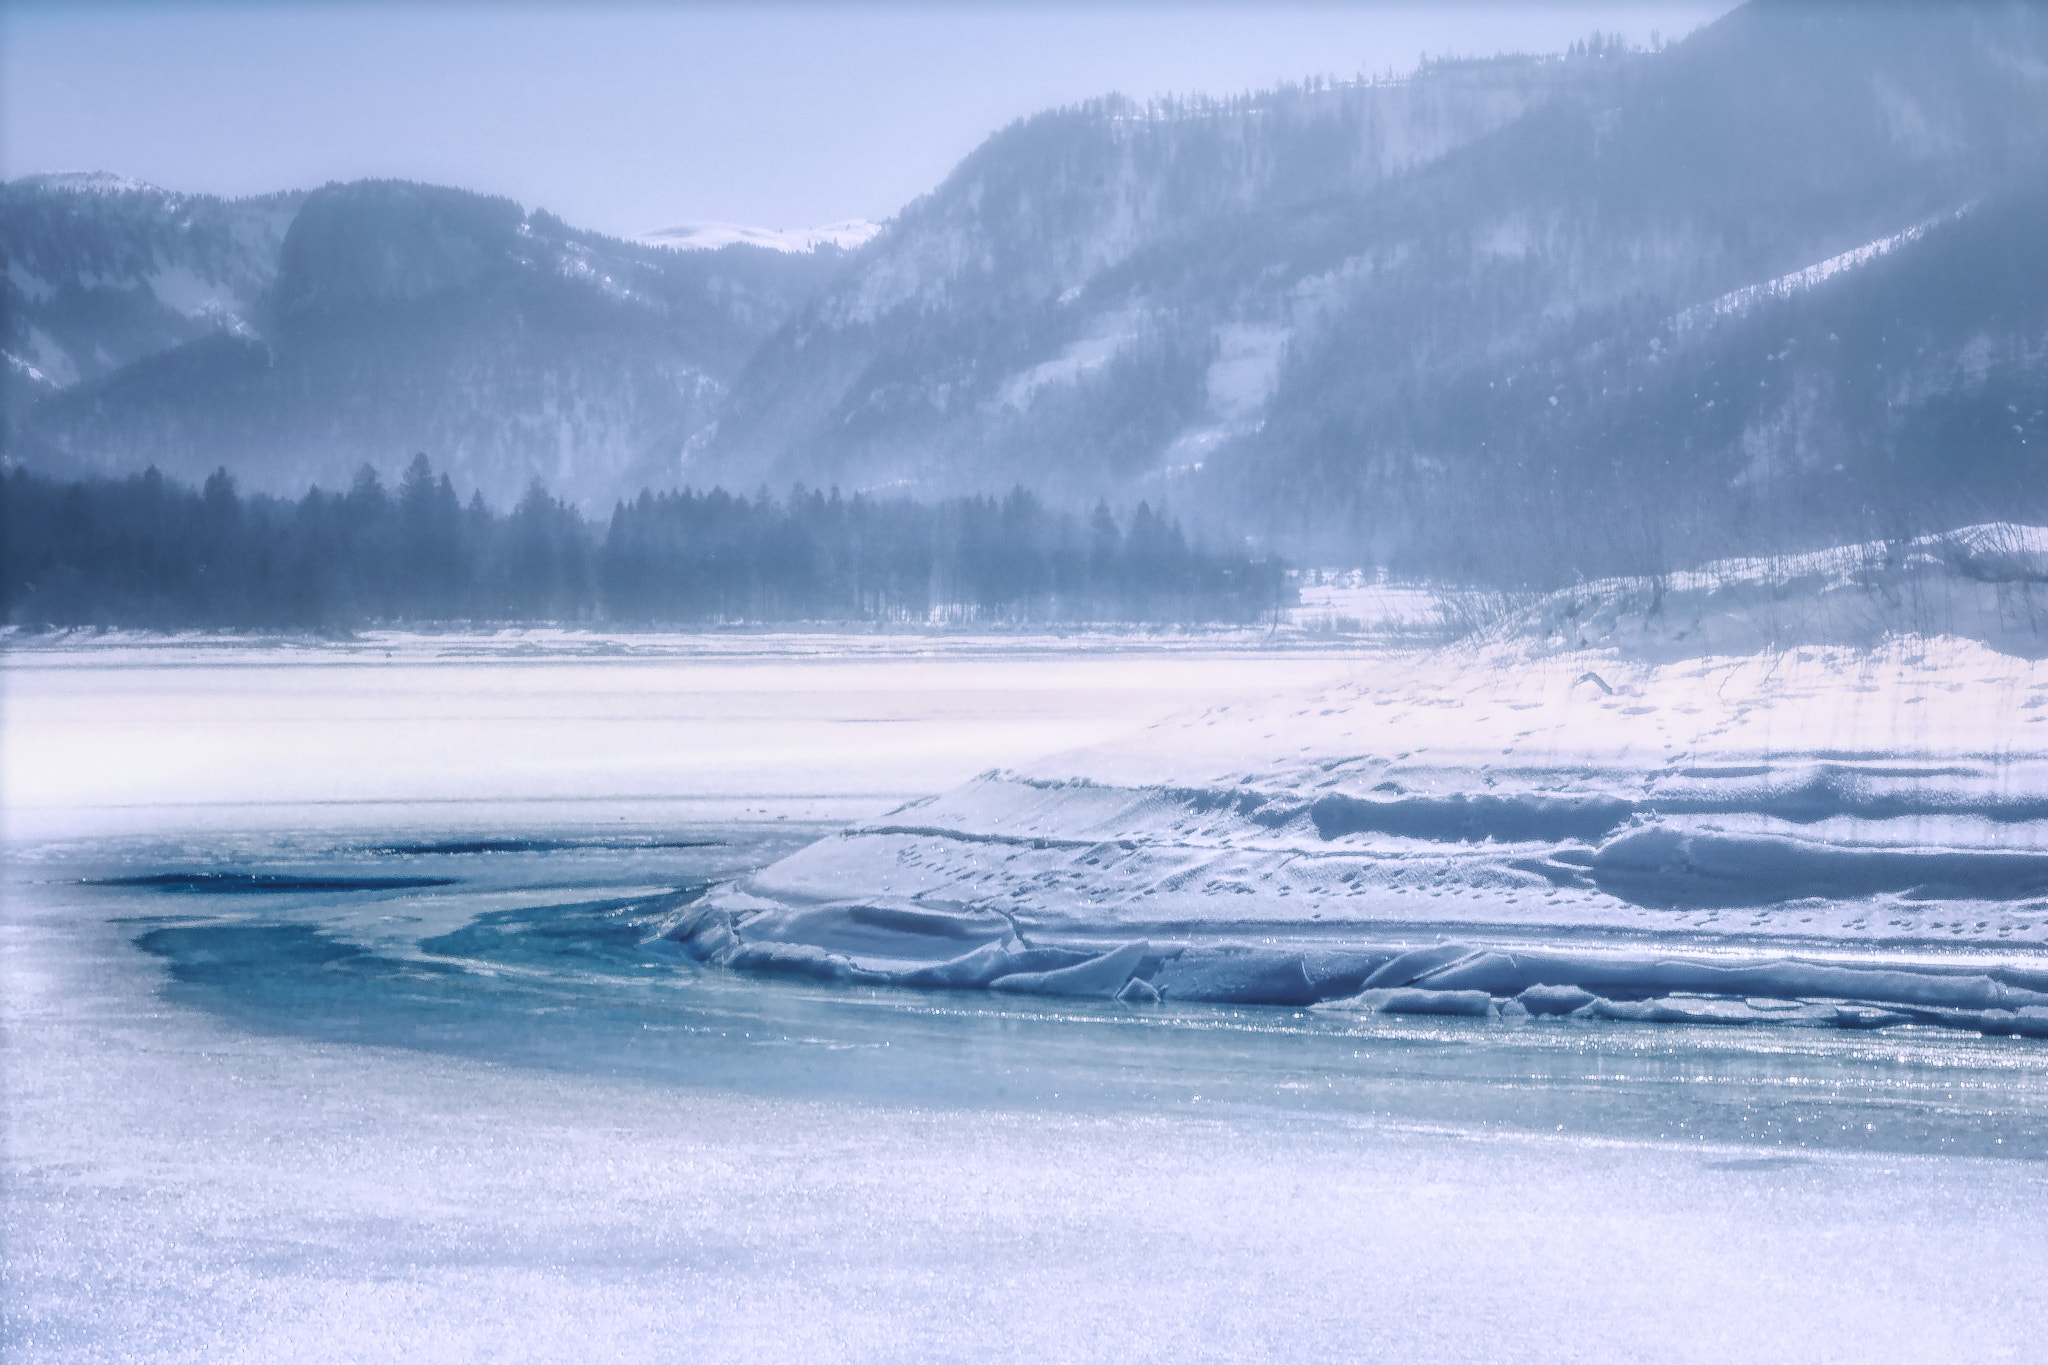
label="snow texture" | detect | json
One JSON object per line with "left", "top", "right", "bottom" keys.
{"left": 1480, "top": 522, "right": 2048, "bottom": 661}
{"left": 0, "top": 629, "right": 1360, "bottom": 844}
{"left": 663, "top": 549, "right": 2048, "bottom": 1036}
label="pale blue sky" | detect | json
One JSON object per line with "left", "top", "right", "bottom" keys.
{"left": 3, "top": 2, "right": 1736, "bottom": 236}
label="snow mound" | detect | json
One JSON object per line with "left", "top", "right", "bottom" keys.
{"left": 652, "top": 634, "right": 2048, "bottom": 1035}
{"left": 1473, "top": 523, "right": 2048, "bottom": 661}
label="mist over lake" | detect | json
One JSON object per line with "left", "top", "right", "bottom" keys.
{"left": 7, "top": 4, "right": 2048, "bottom": 1360}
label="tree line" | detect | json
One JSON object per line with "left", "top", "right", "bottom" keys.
{"left": 0, "top": 457, "right": 1292, "bottom": 629}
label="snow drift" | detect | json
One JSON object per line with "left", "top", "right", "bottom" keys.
{"left": 651, "top": 539, "right": 2048, "bottom": 1036}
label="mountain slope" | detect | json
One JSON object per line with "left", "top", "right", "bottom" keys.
{"left": 1218, "top": 0, "right": 2048, "bottom": 574}
{"left": 700, "top": 1, "right": 2048, "bottom": 576}
{"left": 7, "top": 178, "right": 844, "bottom": 506}
{"left": 10, "top": 2, "right": 2047, "bottom": 558}
{"left": 1, "top": 173, "right": 302, "bottom": 434}
{"left": 695, "top": 51, "right": 1612, "bottom": 500}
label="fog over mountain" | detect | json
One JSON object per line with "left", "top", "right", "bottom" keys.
{"left": 704, "top": 1, "right": 2048, "bottom": 577}
{"left": 3, "top": 178, "right": 840, "bottom": 508}
{"left": 8, "top": 1, "right": 2048, "bottom": 579}
{"left": 2, "top": 174, "right": 303, "bottom": 435}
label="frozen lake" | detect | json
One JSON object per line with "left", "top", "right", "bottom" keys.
{"left": 5, "top": 634, "right": 2047, "bottom": 1361}
{"left": 0, "top": 629, "right": 1372, "bottom": 842}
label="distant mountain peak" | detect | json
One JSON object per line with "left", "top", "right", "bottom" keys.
{"left": 12, "top": 170, "right": 165, "bottom": 196}
{"left": 634, "top": 219, "right": 882, "bottom": 254}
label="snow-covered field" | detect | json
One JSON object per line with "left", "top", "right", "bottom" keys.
{"left": 5, "top": 603, "right": 2048, "bottom": 1359}
{"left": 0, "top": 629, "right": 1359, "bottom": 843}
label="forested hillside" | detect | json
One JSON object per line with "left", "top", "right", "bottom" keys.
{"left": 9, "top": 3, "right": 2048, "bottom": 584}
{"left": 4, "top": 178, "right": 842, "bottom": 507}
{"left": 1, "top": 174, "right": 303, "bottom": 439}
{"left": 702, "top": 3, "right": 2048, "bottom": 579}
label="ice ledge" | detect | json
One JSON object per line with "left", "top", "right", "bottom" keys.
{"left": 647, "top": 636, "right": 2048, "bottom": 1035}
{"left": 647, "top": 891, "right": 2048, "bottom": 1035}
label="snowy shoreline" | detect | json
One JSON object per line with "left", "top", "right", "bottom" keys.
{"left": 12, "top": 533, "right": 2048, "bottom": 1036}
{"left": 659, "top": 631, "right": 2048, "bottom": 1036}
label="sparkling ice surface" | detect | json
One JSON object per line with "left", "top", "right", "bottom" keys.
{"left": 5, "top": 632, "right": 2046, "bottom": 1361}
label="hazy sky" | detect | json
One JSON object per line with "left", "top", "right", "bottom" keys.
{"left": 4, "top": 2, "right": 1736, "bottom": 236}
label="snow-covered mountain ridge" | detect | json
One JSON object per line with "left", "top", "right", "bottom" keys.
{"left": 1, "top": 174, "right": 301, "bottom": 416}
{"left": 698, "top": 2, "right": 2048, "bottom": 575}
{"left": 10, "top": 2, "right": 2048, "bottom": 568}
{"left": 634, "top": 220, "right": 881, "bottom": 254}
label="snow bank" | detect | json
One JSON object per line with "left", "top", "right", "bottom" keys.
{"left": 655, "top": 634, "right": 2048, "bottom": 1035}
{"left": 1482, "top": 523, "right": 2048, "bottom": 661}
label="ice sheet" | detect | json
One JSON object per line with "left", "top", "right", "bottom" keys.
{"left": 9, "top": 835, "right": 2048, "bottom": 1362}
{"left": 7, "top": 631, "right": 2048, "bottom": 1360}
{"left": 0, "top": 631, "right": 1356, "bottom": 844}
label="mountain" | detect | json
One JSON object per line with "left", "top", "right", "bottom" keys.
{"left": 5, "top": 177, "right": 843, "bottom": 506}
{"left": 694, "top": 52, "right": 1606, "bottom": 502}
{"left": 1, "top": 173, "right": 302, "bottom": 436}
{"left": 696, "top": 1, "right": 2048, "bottom": 578}
{"left": 10, "top": 2, "right": 2048, "bottom": 572}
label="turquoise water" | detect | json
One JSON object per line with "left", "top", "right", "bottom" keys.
{"left": 8, "top": 825, "right": 2048, "bottom": 1362}
{"left": 38, "top": 826, "right": 2048, "bottom": 1158}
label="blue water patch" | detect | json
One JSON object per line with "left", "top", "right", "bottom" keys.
{"left": 97, "top": 871, "right": 459, "bottom": 892}
{"left": 81, "top": 827, "right": 2048, "bottom": 1161}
